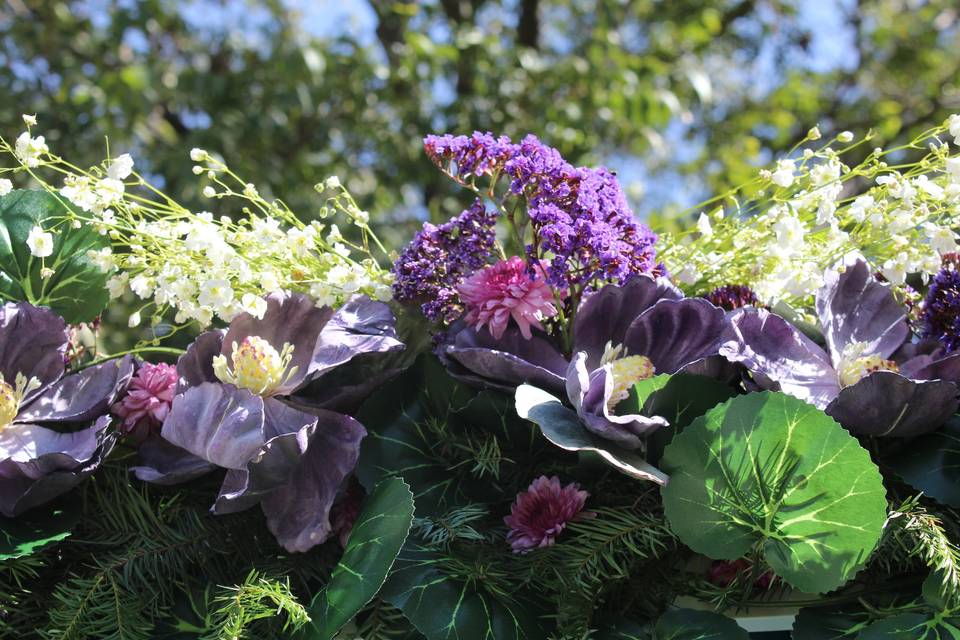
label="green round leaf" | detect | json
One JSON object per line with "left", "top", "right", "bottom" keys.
{"left": 380, "top": 544, "right": 549, "bottom": 640}
{"left": 0, "top": 499, "right": 81, "bottom": 560}
{"left": 0, "top": 189, "right": 110, "bottom": 322}
{"left": 886, "top": 417, "right": 960, "bottom": 507}
{"left": 653, "top": 608, "right": 748, "bottom": 639}
{"left": 660, "top": 392, "right": 887, "bottom": 593}
{"left": 625, "top": 373, "right": 739, "bottom": 430}
{"left": 303, "top": 477, "right": 415, "bottom": 640}
{"left": 792, "top": 605, "right": 871, "bottom": 639}
{"left": 857, "top": 613, "right": 960, "bottom": 639}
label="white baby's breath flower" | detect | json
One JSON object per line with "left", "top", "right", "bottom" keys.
{"left": 837, "top": 131, "right": 854, "bottom": 143}
{"left": 15, "top": 132, "right": 48, "bottom": 168}
{"left": 107, "top": 273, "right": 129, "bottom": 299}
{"left": 696, "top": 212, "right": 713, "bottom": 237}
{"left": 946, "top": 157, "right": 960, "bottom": 180}
{"left": 848, "top": 195, "right": 875, "bottom": 222}
{"left": 325, "top": 175, "right": 341, "bottom": 190}
{"left": 107, "top": 153, "right": 134, "bottom": 180}
{"left": 198, "top": 279, "right": 234, "bottom": 309}
{"left": 26, "top": 226, "right": 54, "bottom": 257}
{"left": 948, "top": 114, "right": 960, "bottom": 145}
{"left": 770, "top": 159, "right": 796, "bottom": 188}
{"left": 202, "top": 186, "right": 217, "bottom": 198}
{"left": 22, "top": 114, "right": 37, "bottom": 127}
{"left": 0, "top": 179, "right": 11, "bottom": 196}
{"left": 40, "top": 267, "right": 54, "bottom": 280}
{"left": 190, "top": 148, "right": 208, "bottom": 162}
{"left": 807, "top": 126, "right": 822, "bottom": 140}
{"left": 128, "top": 311, "right": 142, "bottom": 328}
{"left": 240, "top": 293, "right": 268, "bottom": 319}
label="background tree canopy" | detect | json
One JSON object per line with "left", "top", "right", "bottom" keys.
{"left": 1, "top": 0, "right": 958, "bottom": 246}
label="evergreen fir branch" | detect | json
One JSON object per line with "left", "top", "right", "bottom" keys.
{"left": 201, "top": 569, "right": 309, "bottom": 640}
{"left": 886, "top": 496, "right": 960, "bottom": 600}
{"left": 410, "top": 504, "right": 492, "bottom": 547}
{"left": 548, "top": 506, "right": 677, "bottom": 591}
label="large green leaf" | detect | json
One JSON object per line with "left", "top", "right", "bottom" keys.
{"left": 857, "top": 613, "right": 960, "bottom": 639}
{"left": 303, "top": 477, "right": 415, "bottom": 640}
{"left": 0, "top": 189, "right": 110, "bottom": 322}
{"left": 515, "top": 384, "right": 668, "bottom": 484}
{"left": 792, "top": 605, "right": 872, "bottom": 639}
{"left": 624, "top": 374, "right": 739, "bottom": 430}
{"left": 0, "top": 499, "right": 81, "bottom": 560}
{"left": 379, "top": 544, "right": 549, "bottom": 640}
{"left": 660, "top": 392, "right": 887, "bottom": 593}
{"left": 358, "top": 357, "right": 546, "bottom": 517}
{"left": 886, "top": 417, "right": 960, "bottom": 507}
{"left": 652, "top": 609, "right": 748, "bottom": 639}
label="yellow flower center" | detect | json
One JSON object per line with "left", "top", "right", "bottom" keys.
{"left": 838, "top": 355, "right": 899, "bottom": 388}
{"left": 212, "top": 336, "right": 297, "bottom": 396}
{"left": 606, "top": 355, "right": 656, "bottom": 411}
{"left": 0, "top": 373, "right": 41, "bottom": 430}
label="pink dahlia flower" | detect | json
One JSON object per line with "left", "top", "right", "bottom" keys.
{"left": 504, "top": 475, "right": 591, "bottom": 553}
{"left": 113, "top": 362, "right": 178, "bottom": 437}
{"left": 457, "top": 256, "right": 558, "bottom": 340}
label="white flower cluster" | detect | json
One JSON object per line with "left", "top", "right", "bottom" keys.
{"left": 660, "top": 119, "right": 960, "bottom": 310}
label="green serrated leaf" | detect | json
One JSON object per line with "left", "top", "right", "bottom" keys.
{"left": 857, "top": 613, "right": 960, "bottom": 639}
{"left": 886, "top": 417, "right": 960, "bottom": 507}
{"left": 653, "top": 608, "right": 748, "bottom": 639}
{"left": 0, "top": 499, "right": 81, "bottom": 560}
{"left": 0, "top": 189, "right": 110, "bottom": 322}
{"left": 660, "top": 391, "right": 888, "bottom": 594}
{"left": 380, "top": 544, "right": 549, "bottom": 640}
{"left": 515, "top": 384, "right": 668, "bottom": 484}
{"left": 303, "top": 477, "right": 415, "bottom": 640}
{"left": 594, "top": 616, "right": 651, "bottom": 639}
{"left": 628, "top": 374, "right": 672, "bottom": 409}
{"left": 792, "top": 605, "right": 871, "bottom": 639}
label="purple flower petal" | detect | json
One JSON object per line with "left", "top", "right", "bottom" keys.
{"left": 17, "top": 355, "right": 134, "bottom": 424}
{"left": 897, "top": 339, "right": 960, "bottom": 382}
{"left": 439, "top": 324, "right": 567, "bottom": 393}
{"left": 176, "top": 330, "right": 225, "bottom": 391}
{"left": 309, "top": 295, "right": 404, "bottom": 380}
{"left": 815, "top": 254, "right": 909, "bottom": 364}
{"left": 161, "top": 383, "right": 266, "bottom": 470}
{"left": 721, "top": 308, "right": 840, "bottom": 409}
{"left": 566, "top": 353, "right": 668, "bottom": 449}
{"left": 622, "top": 298, "right": 726, "bottom": 374}
{"left": 222, "top": 292, "right": 333, "bottom": 395}
{"left": 0, "top": 302, "right": 68, "bottom": 403}
{"left": 573, "top": 276, "right": 681, "bottom": 368}
{"left": 826, "top": 371, "right": 959, "bottom": 437}
{"left": 212, "top": 398, "right": 318, "bottom": 514}
{"left": 130, "top": 436, "right": 215, "bottom": 486}
{"left": 0, "top": 415, "right": 116, "bottom": 516}
{"left": 260, "top": 410, "right": 366, "bottom": 552}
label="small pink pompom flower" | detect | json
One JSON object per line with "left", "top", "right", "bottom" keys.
{"left": 457, "top": 256, "right": 558, "bottom": 340}
{"left": 504, "top": 475, "right": 592, "bottom": 553}
{"left": 113, "top": 362, "right": 178, "bottom": 437}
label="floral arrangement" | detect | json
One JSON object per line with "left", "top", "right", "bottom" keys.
{"left": 1, "top": 114, "right": 960, "bottom": 640}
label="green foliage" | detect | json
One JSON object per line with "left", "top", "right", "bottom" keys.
{"left": 653, "top": 609, "right": 748, "bottom": 640}
{"left": 305, "top": 477, "right": 415, "bottom": 640}
{"left": 380, "top": 543, "right": 549, "bottom": 640}
{"left": 885, "top": 497, "right": 960, "bottom": 602}
{"left": 203, "top": 570, "right": 310, "bottom": 640}
{"left": 887, "top": 418, "right": 960, "bottom": 508}
{"left": 0, "top": 189, "right": 110, "bottom": 322}
{"left": 660, "top": 392, "right": 888, "bottom": 594}
{"left": 0, "top": 499, "right": 80, "bottom": 560}
{"left": 515, "top": 384, "right": 668, "bottom": 484}
{"left": 624, "top": 374, "right": 739, "bottom": 431}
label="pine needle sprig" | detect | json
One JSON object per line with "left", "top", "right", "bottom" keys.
{"left": 201, "top": 569, "right": 309, "bottom": 640}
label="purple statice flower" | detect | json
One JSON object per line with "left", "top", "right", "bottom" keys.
{"left": 705, "top": 285, "right": 760, "bottom": 311}
{"left": 504, "top": 475, "right": 592, "bottom": 553}
{"left": 423, "top": 132, "right": 516, "bottom": 183}
{"left": 921, "top": 254, "right": 960, "bottom": 352}
{"left": 392, "top": 199, "right": 498, "bottom": 322}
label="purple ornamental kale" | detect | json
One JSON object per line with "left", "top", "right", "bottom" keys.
{"left": 921, "top": 254, "right": 960, "bottom": 352}
{"left": 391, "top": 199, "right": 498, "bottom": 323}
{"left": 132, "top": 292, "right": 403, "bottom": 552}
{"left": 441, "top": 275, "right": 730, "bottom": 448}
{"left": 722, "top": 253, "right": 960, "bottom": 437}
{"left": 0, "top": 302, "right": 133, "bottom": 516}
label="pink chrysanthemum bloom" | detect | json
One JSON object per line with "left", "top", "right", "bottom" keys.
{"left": 504, "top": 475, "right": 591, "bottom": 553}
{"left": 113, "top": 362, "right": 178, "bottom": 437}
{"left": 457, "top": 256, "right": 558, "bottom": 340}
